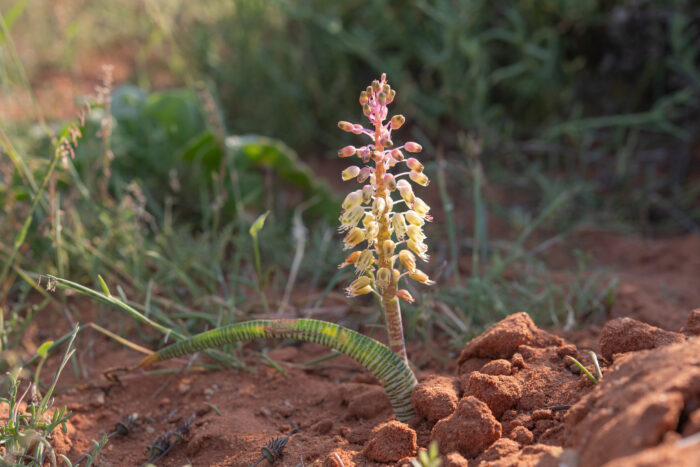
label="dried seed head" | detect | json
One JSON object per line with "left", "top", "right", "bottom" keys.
{"left": 342, "top": 166, "right": 360, "bottom": 181}
{"left": 404, "top": 142, "right": 422, "bottom": 153}
{"left": 339, "top": 145, "right": 357, "bottom": 158}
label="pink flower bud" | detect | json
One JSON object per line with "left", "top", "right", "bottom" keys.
{"left": 352, "top": 124, "right": 364, "bottom": 135}
{"left": 362, "top": 104, "right": 371, "bottom": 116}
{"left": 404, "top": 142, "right": 422, "bottom": 153}
{"left": 342, "top": 166, "right": 360, "bottom": 181}
{"left": 359, "top": 91, "right": 369, "bottom": 105}
{"left": 390, "top": 115, "right": 405, "bottom": 130}
{"left": 357, "top": 167, "right": 372, "bottom": 183}
{"left": 362, "top": 185, "right": 374, "bottom": 204}
{"left": 383, "top": 173, "right": 397, "bottom": 191}
{"left": 379, "top": 136, "right": 393, "bottom": 148}
{"left": 338, "top": 121, "right": 354, "bottom": 132}
{"left": 406, "top": 157, "right": 423, "bottom": 172}
{"left": 387, "top": 89, "right": 396, "bottom": 104}
{"left": 390, "top": 149, "right": 404, "bottom": 162}
{"left": 377, "top": 92, "right": 387, "bottom": 105}
{"left": 338, "top": 145, "right": 357, "bottom": 158}
{"left": 396, "top": 289, "right": 415, "bottom": 303}
{"left": 371, "top": 151, "right": 384, "bottom": 163}
{"left": 372, "top": 80, "right": 381, "bottom": 92}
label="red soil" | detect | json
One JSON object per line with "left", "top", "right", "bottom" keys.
{"left": 5, "top": 233, "right": 699, "bottom": 466}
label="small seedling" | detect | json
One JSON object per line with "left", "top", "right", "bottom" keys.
{"left": 411, "top": 441, "right": 442, "bottom": 467}
{"left": 567, "top": 353, "right": 601, "bottom": 385}
{"left": 251, "top": 428, "right": 300, "bottom": 466}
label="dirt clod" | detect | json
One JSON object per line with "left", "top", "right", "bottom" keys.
{"left": 347, "top": 385, "right": 391, "bottom": 419}
{"left": 362, "top": 420, "right": 417, "bottom": 462}
{"left": 463, "top": 372, "right": 521, "bottom": 418}
{"left": 475, "top": 438, "right": 520, "bottom": 463}
{"left": 684, "top": 309, "right": 700, "bottom": 335}
{"left": 599, "top": 317, "right": 686, "bottom": 360}
{"left": 509, "top": 425, "right": 534, "bottom": 445}
{"left": 481, "top": 359, "right": 512, "bottom": 376}
{"left": 431, "top": 396, "right": 501, "bottom": 457}
{"left": 565, "top": 337, "right": 700, "bottom": 466}
{"left": 457, "top": 313, "right": 564, "bottom": 371}
{"left": 411, "top": 375, "right": 459, "bottom": 422}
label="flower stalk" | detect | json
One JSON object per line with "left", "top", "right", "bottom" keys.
{"left": 338, "top": 74, "right": 434, "bottom": 363}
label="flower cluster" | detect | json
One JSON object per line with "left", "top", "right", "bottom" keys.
{"left": 337, "top": 74, "right": 434, "bottom": 301}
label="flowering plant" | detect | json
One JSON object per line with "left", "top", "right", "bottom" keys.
{"left": 337, "top": 74, "right": 434, "bottom": 362}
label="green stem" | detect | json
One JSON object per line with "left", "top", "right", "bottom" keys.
{"left": 141, "top": 318, "right": 418, "bottom": 421}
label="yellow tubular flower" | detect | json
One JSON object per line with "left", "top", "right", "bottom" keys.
{"left": 404, "top": 210, "right": 425, "bottom": 226}
{"left": 396, "top": 179, "right": 415, "bottom": 205}
{"left": 376, "top": 267, "right": 391, "bottom": 290}
{"left": 409, "top": 171, "right": 430, "bottom": 186}
{"left": 343, "top": 227, "right": 365, "bottom": 250}
{"left": 342, "top": 190, "right": 363, "bottom": 210}
{"left": 355, "top": 249, "right": 375, "bottom": 273}
{"left": 412, "top": 197, "right": 430, "bottom": 216}
{"left": 342, "top": 165, "right": 361, "bottom": 181}
{"left": 398, "top": 250, "right": 416, "bottom": 272}
{"left": 382, "top": 239, "right": 396, "bottom": 257}
{"left": 346, "top": 276, "right": 373, "bottom": 296}
{"left": 409, "top": 269, "right": 435, "bottom": 285}
{"left": 392, "top": 213, "right": 407, "bottom": 240}
{"left": 406, "top": 224, "right": 426, "bottom": 243}
{"left": 407, "top": 238, "right": 429, "bottom": 261}
{"left": 396, "top": 289, "right": 415, "bottom": 303}
{"left": 339, "top": 206, "right": 365, "bottom": 232}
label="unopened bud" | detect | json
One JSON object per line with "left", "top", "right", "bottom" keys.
{"left": 409, "top": 269, "right": 435, "bottom": 285}
{"left": 382, "top": 84, "right": 390, "bottom": 94}
{"left": 390, "top": 149, "right": 405, "bottom": 162}
{"left": 372, "top": 80, "right": 381, "bottom": 92}
{"left": 363, "top": 104, "right": 371, "bottom": 116}
{"left": 338, "top": 251, "right": 362, "bottom": 268}
{"left": 379, "top": 136, "right": 393, "bottom": 148}
{"left": 372, "top": 197, "right": 386, "bottom": 216}
{"left": 387, "top": 89, "right": 396, "bottom": 103}
{"left": 359, "top": 91, "right": 369, "bottom": 105}
{"left": 383, "top": 173, "right": 397, "bottom": 191}
{"left": 404, "top": 142, "right": 422, "bottom": 153}
{"left": 338, "top": 121, "right": 354, "bottom": 132}
{"left": 358, "top": 146, "right": 371, "bottom": 162}
{"left": 409, "top": 171, "right": 430, "bottom": 186}
{"left": 371, "top": 150, "right": 384, "bottom": 163}
{"left": 338, "top": 145, "right": 357, "bottom": 158}
{"left": 382, "top": 239, "right": 396, "bottom": 257}
{"left": 352, "top": 124, "right": 364, "bottom": 135}
{"left": 396, "top": 289, "right": 415, "bottom": 303}
{"left": 362, "top": 185, "right": 374, "bottom": 204}
{"left": 399, "top": 250, "right": 416, "bottom": 272}
{"left": 377, "top": 92, "right": 387, "bottom": 105}
{"left": 396, "top": 179, "right": 415, "bottom": 204}
{"left": 406, "top": 157, "right": 423, "bottom": 172}
{"left": 376, "top": 267, "right": 391, "bottom": 290}
{"left": 357, "top": 167, "right": 372, "bottom": 183}
{"left": 342, "top": 166, "right": 361, "bottom": 181}
{"left": 390, "top": 115, "right": 405, "bottom": 130}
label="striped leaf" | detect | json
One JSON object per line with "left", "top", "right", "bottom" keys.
{"left": 141, "top": 319, "right": 418, "bottom": 421}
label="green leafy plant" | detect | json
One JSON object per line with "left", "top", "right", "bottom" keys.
{"left": 567, "top": 351, "right": 602, "bottom": 385}
{"left": 50, "top": 75, "right": 428, "bottom": 422}
{"left": 411, "top": 441, "right": 442, "bottom": 467}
